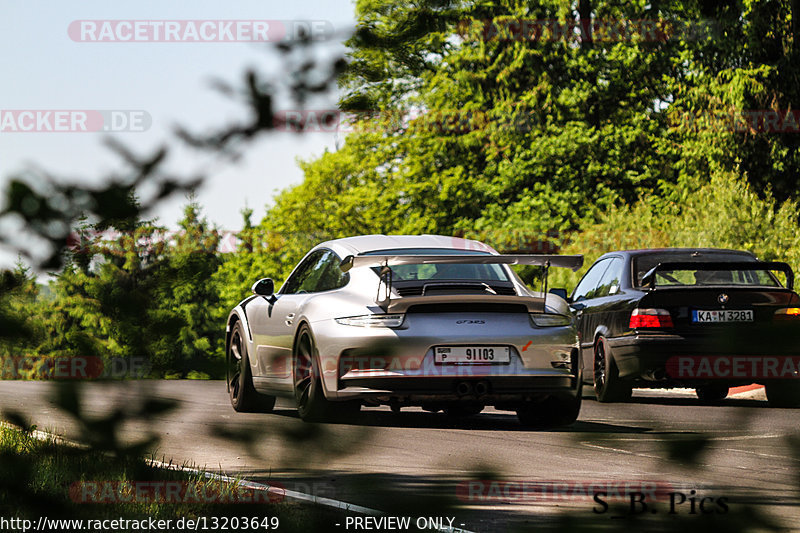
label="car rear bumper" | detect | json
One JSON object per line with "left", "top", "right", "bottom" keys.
{"left": 310, "top": 314, "right": 581, "bottom": 402}
{"left": 608, "top": 332, "right": 800, "bottom": 386}
{"left": 336, "top": 374, "right": 579, "bottom": 402}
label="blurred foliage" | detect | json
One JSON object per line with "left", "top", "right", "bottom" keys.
{"left": 0, "top": 260, "right": 40, "bottom": 356}
{"left": 0, "top": 27, "right": 350, "bottom": 378}
{"left": 0, "top": 22, "right": 383, "bottom": 530}
{"left": 0, "top": 388, "right": 344, "bottom": 531}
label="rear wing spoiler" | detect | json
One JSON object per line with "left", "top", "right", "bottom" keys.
{"left": 339, "top": 254, "right": 584, "bottom": 272}
{"left": 339, "top": 253, "right": 583, "bottom": 310}
{"left": 641, "top": 261, "right": 794, "bottom": 290}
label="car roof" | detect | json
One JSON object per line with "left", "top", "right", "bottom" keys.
{"left": 315, "top": 234, "right": 499, "bottom": 256}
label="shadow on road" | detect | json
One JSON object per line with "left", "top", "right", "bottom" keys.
{"left": 624, "top": 395, "right": 770, "bottom": 409}
{"left": 267, "top": 407, "right": 651, "bottom": 433}
{"left": 224, "top": 469, "right": 800, "bottom": 533}
{"left": 229, "top": 469, "right": 551, "bottom": 532}
{"left": 580, "top": 384, "right": 772, "bottom": 408}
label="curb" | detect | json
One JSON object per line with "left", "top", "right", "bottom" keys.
{"left": 729, "top": 384, "right": 764, "bottom": 396}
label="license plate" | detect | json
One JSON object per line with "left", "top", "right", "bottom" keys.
{"left": 691, "top": 309, "right": 754, "bottom": 323}
{"left": 435, "top": 346, "right": 510, "bottom": 364}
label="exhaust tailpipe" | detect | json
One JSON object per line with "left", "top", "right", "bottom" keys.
{"left": 456, "top": 381, "right": 473, "bottom": 396}
{"left": 644, "top": 369, "right": 668, "bottom": 381}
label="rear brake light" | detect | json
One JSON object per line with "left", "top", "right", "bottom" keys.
{"left": 775, "top": 308, "right": 800, "bottom": 318}
{"left": 630, "top": 308, "right": 674, "bottom": 329}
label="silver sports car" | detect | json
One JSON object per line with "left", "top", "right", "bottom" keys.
{"left": 225, "top": 235, "right": 584, "bottom": 427}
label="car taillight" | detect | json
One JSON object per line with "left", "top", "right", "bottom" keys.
{"left": 629, "top": 308, "right": 674, "bottom": 329}
{"left": 775, "top": 308, "right": 800, "bottom": 320}
{"left": 335, "top": 314, "right": 405, "bottom": 327}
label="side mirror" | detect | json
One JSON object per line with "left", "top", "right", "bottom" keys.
{"left": 549, "top": 287, "right": 569, "bottom": 301}
{"left": 251, "top": 278, "right": 274, "bottom": 297}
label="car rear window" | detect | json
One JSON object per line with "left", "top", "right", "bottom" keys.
{"left": 362, "top": 248, "right": 509, "bottom": 282}
{"left": 632, "top": 252, "right": 780, "bottom": 288}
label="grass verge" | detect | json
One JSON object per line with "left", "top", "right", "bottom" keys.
{"left": 0, "top": 425, "right": 345, "bottom": 531}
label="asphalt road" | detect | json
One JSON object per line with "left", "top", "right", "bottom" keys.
{"left": 1, "top": 380, "right": 799, "bottom": 532}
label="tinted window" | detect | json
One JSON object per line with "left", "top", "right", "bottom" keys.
{"left": 632, "top": 252, "right": 778, "bottom": 288}
{"left": 362, "top": 248, "right": 509, "bottom": 282}
{"left": 572, "top": 258, "right": 612, "bottom": 301}
{"left": 308, "top": 250, "right": 350, "bottom": 292}
{"left": 595, "top": 257, "right": 624, "bottom": 297}
{"left": 284, "top": 250, "right": 349, "bottom": 294}
{"left": 281, "top": 250, "right": 326, "bottom": 294}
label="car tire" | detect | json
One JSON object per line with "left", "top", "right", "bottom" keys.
{"left": 766, "top": 383, "right": 800, "bottom": 408}
{"left": 293, "top": 325, "right": 360, "bottom": 422}
{"left": 227, "top": 321, "right": 276, "bottom": 413}
{"left": 593, "top": 337, "right": 632, "bottom": 403}
{"left": 516, "top": 394, "right": 581, "bottom": 428}
{"left": 695, "top": 385, "right": 729, "bottom": 403}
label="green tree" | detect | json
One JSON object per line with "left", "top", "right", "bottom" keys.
{"left": 157, "top": 200, "right": 223, "bottom": 377}
{"left": 262, "top": 0, "right": 705, "bottom": 259}
{"left": 0, "top": 259, "right": 43, "bottom": 361}
{"left": 35, "top": 202, "right": 224, "bottom": 378}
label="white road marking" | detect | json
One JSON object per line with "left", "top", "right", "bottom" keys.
{"left": 722, "top": 448, "right": 799, "bottom": 461}
{"left": 580, "top": 443, "right": 662, "bottom": 459}
{"left": 602, "top": 433, "right": 785, "bottom": 442}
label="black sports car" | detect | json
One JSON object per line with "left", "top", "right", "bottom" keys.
{"left": 567, "top": 248, "right": 800, "bottom": 405}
